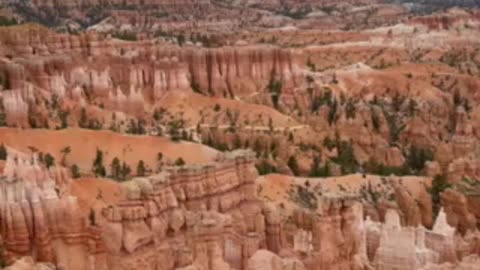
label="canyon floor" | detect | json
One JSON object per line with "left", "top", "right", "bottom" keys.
{"left": 1, "top": 1, "right": 480, "bottom": 270}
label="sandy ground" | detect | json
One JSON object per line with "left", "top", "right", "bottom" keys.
{"left": 69, "top": 177, "right": 126, "bottom": 215}
{"left": 0, "top": 127, "right": 219, "bottom": 175}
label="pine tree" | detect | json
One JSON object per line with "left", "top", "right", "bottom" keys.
{"left": 253, "top": 138, "right": 263, "bottom": 157}
{"left": 156, "top": 152, "right": 164, "bottom": 172}
{"left": 327, "top": 98, "right": 338, "bottom": 125}
{"left": 288, "top": 132, "right": 294, "bottom": 142}
{"left": 233, "top": 134, "right": 242, "bottom": 150}
{"left": 79, "top": 108, "right": 88, "bottom": 128}
{"left": 89, "top": 209, "right": 96, "bottom": 226}
{"left": 309, "top": 156, "right": 331, "bottom": 177}
{"left": 60, "top": 146, "right": 71, "bottom": 166}
{"left": 333, "top": 141, "right": 358, "bottom": 174}
{"left": 406, "top": 145, "right": 433, "bottom": 173}
{"left": 429, "top": 174, "right": 451, "bottom": 218}
{"left": 0, "top": 144, "right": 6, "bottom": 160}
{"left": 268, "top": 79, "right": 282, "bottom": 108}
{"left": 70, "top": 164, "right": 81, "bottom": 179}
{"left": 110, "top": 157, "right": 122, "bottom": 180}
{"left": 44, "top": 154, "right": 55, "bottom": 168}
{"left": 92, "top": 149, "right": 106, "bottom": 177}
{"left": 120, "top": 162, "right": 131, "bottom": 181}
{"left": 345, "top": 100, "right": 356, "bottom": 119}
{"left": 287, "top": 156, "right": 300, "bottom": 176}
{"left": 136, "top": 160, "right": 147, "bottom": 176}
{"left": 371, "top": 108, "right": 381, "bottom": 132}
{"left": 175, "top": 158, "right": 185, "bottom": 166}
{"left": 59, "top": 109, "right": 70, "bottom": 129}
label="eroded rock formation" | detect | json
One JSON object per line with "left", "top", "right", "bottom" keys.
{"left": 366, "top": 208, "right": 480, "bottom": 270}
{"left": 0, "top": 147, "right": 107, "bottom": 270}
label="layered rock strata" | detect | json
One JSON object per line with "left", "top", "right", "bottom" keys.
{"left": 365, "top": 208, "right": 478, "bottom": 270}
{"left": 99, "top": 150, "right": 266, "bottom": 270}
{"left": 0, "top": 26, "right": 301, "bottom": 126}
{"left": 0, "top": 147, "right": 107, "bottom": 270}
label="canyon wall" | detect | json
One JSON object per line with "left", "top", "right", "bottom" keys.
{"left": 366, "top": 208, "right": 480, "bottom": 270}
{"left": 1, "top": 146, "right": 480, "bottom": 270}
{"left": 0, "top": 147, "right": 107, "bottom": 270}
{"left": 99, "top": 150, "right": 264, "bottom": 270}
{"left": 0, "top": 147, "right": 368, "bottom": 270}
{"left": 0, "top": 25, "right": 301, "bottom": 126}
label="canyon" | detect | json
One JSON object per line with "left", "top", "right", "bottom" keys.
{"left": 1, "top": 1, "right": 480, "bottom": 270}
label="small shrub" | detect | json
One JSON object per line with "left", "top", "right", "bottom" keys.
{"left": 71, "top": 164, "right": 81, "bottom": 179}
{"left": 175, "top": 157, "right": 186, "bottom": 166}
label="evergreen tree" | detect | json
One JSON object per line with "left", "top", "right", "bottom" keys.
{"left": 233, "top": 134, "right": 242, "bottom": 149}
{"left": 79, "top": 108, "right": 88, "bottom": 128}
{"left": 92, "top": 148, "right": 106, "bottom": 177}
{"left": 309, "top": 156, "right": 331, "bottom": 177}
{"left": 255, "top": 160, "right": 277, "bottom": 175}
{"left": 288, "top": 132, "right": 294, "bottom": 142}
{"left": 120, "top": 162, "right": 131, "bottom": 181}
{"left": 268, "top": 79, "right": 282, "bottom": 108}
{"left": 0, "top": 144, "right": 6, "bottom": 160}
{"left": 453, "top": 89, "right": 462, "bottom": 107}
{"left": 0, "top": 240, "right": 5, "bottom": 268}
{"left": 59, "top": 110, "right": 70, "bottom": 129}
{"left": 110, "top": 157, "right": 122, "bottom": 180}
{"left": 156, "top": 152, "right": 164, "bottom": 172}
{"left": 429, "top": 174, "right": 451, "bottom": 218}
{"left": 175, "top": 157, "right": 186, "bottom": 166}
{"left": 253, "top": 138, "right": 263, "bottom": 157}
{"left": 70, "top": 164, "right": 81, "bottom": 179}
{"left": 345, "top": 100, "right": 356, "bottom": 119}
{"left": 287, "top": 156, "right": 300, "bottom": 176}
{"left": 333, "top": 141, "right": 358, "bottom": 174}
{"left": 327, "top": 99, "right": 338, "bottom": 125}
{"left": 89, "top": 209, "right": 96, "bottom": 226}
{"left": 60, "top": 146, "right": 71, "bottom": 166}
{"left": 371, "top": 108, "right": 381, "bottom": 132}
{"left": 181, "top": 130, "right": 189, "bottom": 141}
{"left": 407, "top": 99, "right": 417, "bottom": 117}
{"left": 406, "top": 145, "right": 433, "bottom": 173}
{"left": 44, "top": 153, "right": 55, "bottom": 168}
{"left": 136, "top": 160, "right": 147, "bottom": 176}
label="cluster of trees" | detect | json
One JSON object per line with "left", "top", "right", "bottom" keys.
{"left": 332, "top": 140, "right": 358, "bottom": 174}
{"left": 0, "top": 17, "right": 18, "bottom": 26}
{"left": 109, "top": 157, "right": 133, "bottom": 181}
{"left": 112, "top": 31, "right": 137, "bottom": 41}
{"left": 311, "top": 89, "right": 333, "bottom": 112}
{"left": 91, "top": 148, "right": 187, "bottom": 181}
{"left": 167, "top": 118, "right": 187, "bottom": 141}
{"left": 405, "top": 145, "right": 433, "bottom": 173}
{"left": 79, "top": 108, "right": 103, "bottom": 130}
{"left": 362, "top": 145, "right": 433, "bottom": 176}
{"left": 126, "top": 119, "right": 147, "bottom": 135}
{"left": 255, "top": 159, "right": 278, "bottom": 175}
{"left": 203, "top": 134, "right": 231, "bottom": 151}
{"left": 309, "top": 156, "right": 331, "bottom": 177}
{"left": 92, "top": 148, "right": 147, "bottom": 181}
